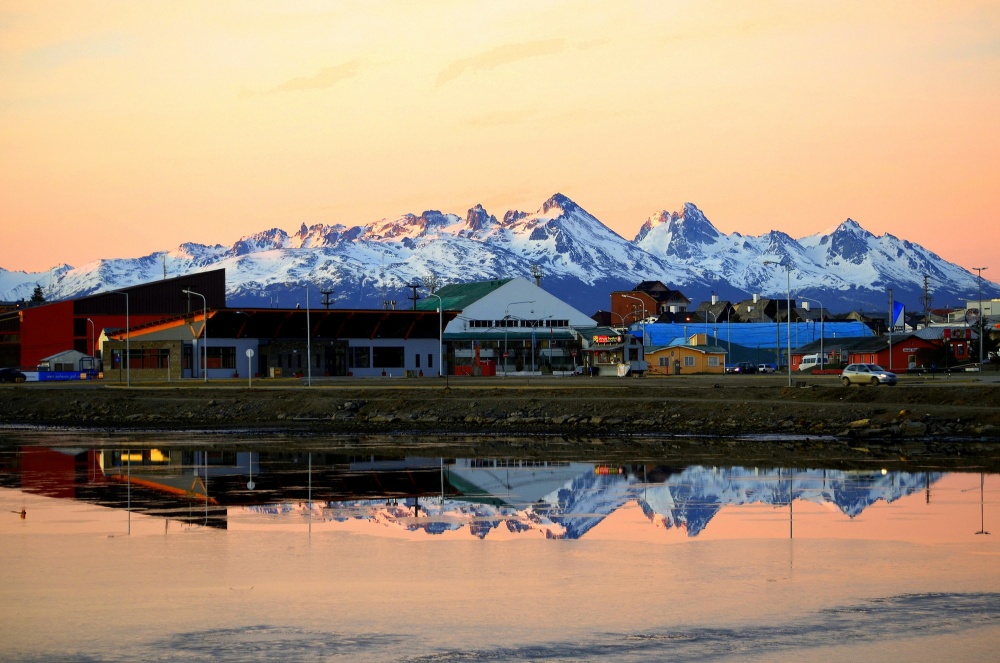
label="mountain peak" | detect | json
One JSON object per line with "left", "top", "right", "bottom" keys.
{"left": 464, "top": 204, "right": 496, "bottom": 232}
{"left": 540, "top": 193, "right": 579, "bottom": 215}
{"left": 822, "top": 218, "right": 870, "bottom": 237}
{"left": 633, "top": 203, "right": 720, "bottom": 248}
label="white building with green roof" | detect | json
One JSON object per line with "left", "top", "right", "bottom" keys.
{"left": 416, "top": 277, "right": 599, "bottom": 375}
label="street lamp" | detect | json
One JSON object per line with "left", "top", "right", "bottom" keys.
{"left": 972, "top": 267, "right": 988, "bottom": 370}
{"left": 799, "top": 296, "right": 825, "bottom": 370}
{"left": 306, "top": 286, "right": 312, "bottom": 386}
{"left": 705, "top": 310, "right": 718, "bottom": 341}
{"left": 182, "top": 289, "right": 208, "bottom": 382}
{"left": 621, "top": 294, "right": 647, "bottom": 344}
{"left": 86, "top": 317, "right": 95, "bottom": 357}
{"left": 504, "top": 301, "right": 534, "bottom": 375}
{"left": 111, "top": 291, "right": 130, "bottom": 387}
{"left": 763, "top": 260, "right": 793, "bottom": 387}
{"left": 426, "top": 293, "right": 443, "bottom": 378}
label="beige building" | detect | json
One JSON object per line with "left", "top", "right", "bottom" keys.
{"left": 645, "top": 333, "right": 726, "bottom": 376}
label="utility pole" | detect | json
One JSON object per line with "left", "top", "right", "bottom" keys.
{"left": 923, "top": 275, "right": 932, "bottom": 329}
{"left": 320, "top": 288, "right": 335, "bottom": 309}
{"left": 888, "top": 287, "right": 893, "bottom": 371}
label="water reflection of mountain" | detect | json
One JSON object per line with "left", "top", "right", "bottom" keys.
{"left": 0, "top": 447, "right": 943, "bottom": 539}
{"left": 300, "top": 464, "right": 942, "bottom": 539}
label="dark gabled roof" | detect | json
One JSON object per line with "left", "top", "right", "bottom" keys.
{"left": 414, "top": 279, "right": 513, "bottom": 312}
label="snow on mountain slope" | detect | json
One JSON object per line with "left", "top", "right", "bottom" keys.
{"left": 2, "top": 194, "right": 997, "bottom": 312}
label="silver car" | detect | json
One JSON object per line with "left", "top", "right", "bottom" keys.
{"left": 841, "top": 363, "right": 897, "bottom": 386}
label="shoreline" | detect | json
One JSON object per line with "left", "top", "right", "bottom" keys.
{"left": 3, "top": 376, "right": 1000, "bottom": 470}
{"left": 2, "top": 375, "right": 999, "bottom": 453}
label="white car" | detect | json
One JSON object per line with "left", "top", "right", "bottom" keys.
{"left": 757, "top": 363, "right": 776, "bottom": 373}
{"left": 841, "top": 364, "right": 897, "bottom": 386}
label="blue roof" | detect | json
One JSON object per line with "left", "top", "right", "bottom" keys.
{"left": 638, "top": 321, "right": 874, "bottom": 351}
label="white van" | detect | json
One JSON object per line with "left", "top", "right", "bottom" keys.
{"left": 798, "top": 354, "right": 829, "bottom": 371}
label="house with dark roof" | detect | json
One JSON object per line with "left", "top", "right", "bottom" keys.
{"left": 610, "top": 281, "right": 690, "bottom": 327}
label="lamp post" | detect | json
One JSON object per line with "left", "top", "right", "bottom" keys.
{"left": 799, "top": 296, "right": 825, "bottom": 370}
{"left": 306, "top": 286, "right": 312, "bottom": 386}
{"left": 763, "top": 260, "right": 793, "bottom": 387}
{"left": 705, "top": 310, "right": 718, "bottom": 341}
{"left": 972, "top": 267, "right": 987, "bottom": 370}
{"left": 504, "top": 301, "right": 534, "bottom": 375}
{"left": 725, "top": 307, "right": 732, "bottom": 356}
{"left": 111, "top": 291, "right": 130, "bottom": 387}
{"left": 426, "top": 293, "right": 443, "bottom": 378}
{"left": 182, "top": 289, "right": 208, "bottom": 382}
{"left": 621, "top": 294, "right": 647, "bottom": 344}
{"left": 86, "top": 317, "right": 95, "bottom": 357}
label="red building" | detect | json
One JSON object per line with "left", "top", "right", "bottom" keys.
{"left": 0, "top": 269, "right": 226, "bottom": 370}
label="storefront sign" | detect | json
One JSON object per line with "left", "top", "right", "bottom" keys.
{"left": 592, "top": 335, "right": 622, "bottom": 344}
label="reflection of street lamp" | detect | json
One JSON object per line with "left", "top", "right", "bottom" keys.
{"left": 426, "top": 293, "right": 443, "bottom": 378}
{"left": 799, "top": 296, "right": 825, "bottom": 369}
{"left": 976, "top": 472, "right": 991, "bottom": 535}
{"left": 182, "top": 289, "right": 208, "bottom": 383}
{"left": 763, "top": 260, "right": 793, "bottom": 387}
{"left": 972, "top": 267, "right": 987, "bottom": 370}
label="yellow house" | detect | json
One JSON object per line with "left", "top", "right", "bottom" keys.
{"left": 646, "top": 333, "right": 726, "bottom": 376}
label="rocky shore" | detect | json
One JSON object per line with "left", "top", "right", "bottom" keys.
{"left": 3, "top": 377, "right": 1000, "bottom": 467}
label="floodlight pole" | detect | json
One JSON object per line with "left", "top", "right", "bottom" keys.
{"left": 182, "top": 289, "right": 208, "bottom": 382}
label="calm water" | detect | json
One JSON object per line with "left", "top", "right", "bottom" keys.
{"left": 2, "top": 431, "right": 999, "bottom": 662}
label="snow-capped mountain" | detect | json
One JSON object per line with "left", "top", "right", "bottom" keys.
{"left": 2, "top": 194, "right": 996, "bottom": 312}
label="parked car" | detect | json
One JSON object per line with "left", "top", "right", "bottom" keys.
{"left": 841, "top": 364, "right": 897, "bottom": 386}
{"left": 732, "top": 362, "right": 757, "bottom": 374}
{"left": 798, "top": 354, "right": 830, "bottom": 371}
{"left": 757, "top": 363, "right": 776, "bottom": 373}
{"left": 0, "top": 368, "right": 27, "bottom": 383}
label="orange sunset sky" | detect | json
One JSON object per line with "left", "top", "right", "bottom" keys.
{"left": 2, "top": 1, "right": 998, "bottom": 275}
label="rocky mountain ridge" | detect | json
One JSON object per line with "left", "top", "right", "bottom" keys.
{"left": 2, "top": 194, "right": 996, "bottom": 313}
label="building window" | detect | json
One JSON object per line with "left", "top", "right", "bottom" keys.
{"left": 206, "top": 347, "right": 236, "bottom": 369}
{"left": 659, "top": 357, "right": 669, "bottom": 367}
{"left": 349, "top": 347, "right": 371, "bottom": 369}
{"left": 428, "top": 353, "right": 433, "bottom": 368}
{"left": 684, "top": 356, "right": 696, "bottom": 367}
{"left": 373, "top": 346, "right": 405, "bottom": 368}
{"left": 415, "top": 353, "right": 421, "bottom": 368}
{"left": 708, "top": 356, "right": 720, "bottom": 367}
